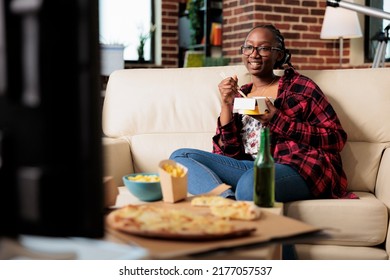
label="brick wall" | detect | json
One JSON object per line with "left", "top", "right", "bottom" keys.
{"left": 161, "top": 0, "right": 378, "bottom": 69}
{"left": 223, "top": 0, "right": 346, "bottom": 70}
{"left": 161, "top": 0, "right": 180, "bottom": 67}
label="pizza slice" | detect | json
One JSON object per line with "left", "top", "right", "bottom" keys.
{"left": 190, "top": 195, "right": 234, "bottom": 207}
{"left": 191, "top": 196, "right": 261, "bottom": 221}
{"left": 210, "top": 201, "right": 262, "bottom": 221}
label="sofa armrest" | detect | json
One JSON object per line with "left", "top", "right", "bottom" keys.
{"left": 102, "top": 137, "right": 133, "bottom": 187}
{"left": 376, "top": 146, "right": 390, "bottom": 259}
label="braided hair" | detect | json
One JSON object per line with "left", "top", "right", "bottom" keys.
{"left": 245, "top": 24, "right": 293, "bottom": 69}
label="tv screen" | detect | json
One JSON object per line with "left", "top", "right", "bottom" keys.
{"left": 0, "top": 0, "right": 104, "bottom": 238}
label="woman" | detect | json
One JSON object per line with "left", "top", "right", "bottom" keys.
{"left": 170, "top": 24, "right": 357, "bottom": 202}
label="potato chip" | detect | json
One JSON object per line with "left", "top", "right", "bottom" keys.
{"left": 162, "top": 163, "right": 185, "bottom": 177}
{"left": 127, "top": 174, "right": 160, "bottom": 182}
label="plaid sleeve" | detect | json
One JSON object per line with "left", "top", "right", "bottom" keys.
{"left": 212, "top": 114, "right": 248, "bottom": 159}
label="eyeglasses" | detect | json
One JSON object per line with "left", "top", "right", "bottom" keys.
{"left": 240, "top": 45, "right": 282, "bottom": 56}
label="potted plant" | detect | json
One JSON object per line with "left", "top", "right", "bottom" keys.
{"left": 137, "top": 23, "right": 156, "bottom": 62}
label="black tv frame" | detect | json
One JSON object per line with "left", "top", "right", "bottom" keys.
{"left": 0, "top": 0, "right": 104, "bottom": 238}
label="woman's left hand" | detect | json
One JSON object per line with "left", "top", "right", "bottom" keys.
{"left": 254, "top": 98, "right": 277, "bottom": 124}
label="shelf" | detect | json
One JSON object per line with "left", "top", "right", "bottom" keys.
{"left": 178, "top": 0, "right": 223, "bottom": 67}
{"left": 188, "top": 44, "right": 205, "bottom": 49}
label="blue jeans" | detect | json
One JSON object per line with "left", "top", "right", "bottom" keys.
{"left": 169, "top": 148, "right": 313, "bottom": 202}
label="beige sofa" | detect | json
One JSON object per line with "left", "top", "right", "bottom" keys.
{"left": 102, "top": 65, "right": 390, "bottom": 260}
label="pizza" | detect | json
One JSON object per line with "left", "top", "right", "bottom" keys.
{"left": 106, "top": 204, "right": 256, "bottom": 240}
{"left": 191, "top": 196, "right": 261, "bottom": 221}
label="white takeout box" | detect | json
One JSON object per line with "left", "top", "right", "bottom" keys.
{"left": 233, "top": 97, "right": 275, "bottom": 115}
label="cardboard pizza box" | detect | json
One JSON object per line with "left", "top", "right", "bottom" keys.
{"left": 106, "top": 197, "right": 325, "bottom": 259}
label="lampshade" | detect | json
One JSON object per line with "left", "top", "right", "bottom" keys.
{"left": 320, "top": 6, "right": 363, "bottom": 39}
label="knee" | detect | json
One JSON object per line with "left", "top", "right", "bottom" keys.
{"left": 235, "top": 169, "right": 254, "bottom": 201}
{"left": 169, "top": 148, "right": 195, "bottom": 160}
{"left": 169, "top": 148, "right": 185, "bottom": 160}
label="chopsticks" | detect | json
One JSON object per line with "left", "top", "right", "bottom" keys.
{"left": 219, "top": 72, "right": 247, "bottom": 98}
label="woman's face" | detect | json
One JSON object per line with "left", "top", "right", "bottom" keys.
{"left": 241, "top": 27, "right": 283, "bottom": 76}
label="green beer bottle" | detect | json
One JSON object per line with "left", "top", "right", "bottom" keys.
{"left": 253, "top": 127, "right": 275, "bottom": 207}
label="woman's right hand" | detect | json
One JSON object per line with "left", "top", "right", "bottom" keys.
{"left": 218, "top": 75, "right": 239, "bottom": 105}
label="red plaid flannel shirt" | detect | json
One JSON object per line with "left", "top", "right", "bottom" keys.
{"left": 212, "top": 68, "right": 357, "bottom": 199}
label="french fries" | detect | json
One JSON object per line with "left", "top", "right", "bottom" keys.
{"left": 127, "top": 174, "right": 160, "bottom": 182}
{"left": 162, "top": 163, "right": 186, "bottom": 177}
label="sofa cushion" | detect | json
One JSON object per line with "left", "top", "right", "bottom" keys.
{"left": 103, "top": 66, "right": 251, "bottom": 138}
{"left": 341, "top": 142, "right": 388, "bottom": 193}
{"left": 126, "top": 133, "right": 214, "bottom": 173}
{"left": 300, "top": 68, "right": 390, "bottom": 144}
{"left": 295, "top": 244, "right": 389, "bottom": 260}
{"left": 285, "top": 191, "right": 388, "bottom": 246}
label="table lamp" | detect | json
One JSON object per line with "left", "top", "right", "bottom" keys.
{"left": 320, "top": 6, "right": 363, "bottom": 68}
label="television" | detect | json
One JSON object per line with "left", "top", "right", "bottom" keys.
{"left": 0, "top": 0, "right": 104, "bottom": 239}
